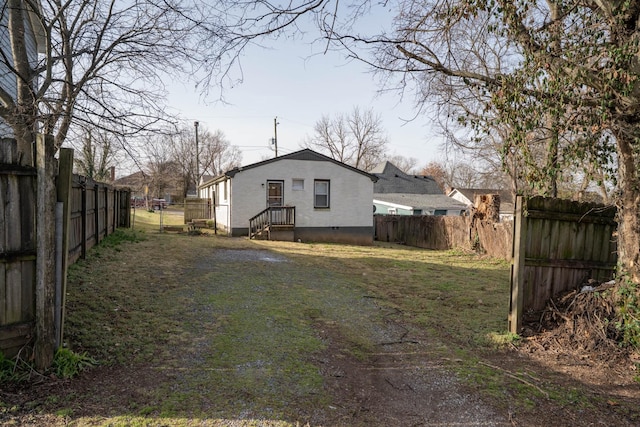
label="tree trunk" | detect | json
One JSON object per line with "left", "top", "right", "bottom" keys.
{"left": 615, "top": 134, "right": 640, "bottom": 285}
{"left": 7, "top": 0, "right": 35, "bottom": 167}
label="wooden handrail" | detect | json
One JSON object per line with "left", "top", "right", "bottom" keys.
{"left": 249, "top": 206, "right": 295, "bottom": 239}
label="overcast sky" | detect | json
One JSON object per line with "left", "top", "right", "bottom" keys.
{"left": 166, "top": 9, "right": 446, "bottom": 170}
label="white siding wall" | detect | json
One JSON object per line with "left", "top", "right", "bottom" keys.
{"left": 0, "top": 7, "right": 15, "bottom": 139}
{"left": 199, "top": 179, "right": 232, "bottom": 230}
{"left": 23, "top": 9, "right": 39, "bottom": 68}
{"left": 449, "top": 191, "right": 472, "bottom": 206}
{"left": 230, "top": 159, "right": 373, "bottom": 229}
{"left": 0, "top": 3, "right": 41, "bottom": 138}
{"left": 0, "top": 8, "right": 17, "bottom": 106}
{"left": 216, "top": 179, "right": 231, "bottom": 229}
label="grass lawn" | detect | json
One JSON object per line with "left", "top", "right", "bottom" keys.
{"left": 53, "top": 209, "right": 516, "bottom": 424}
{"left": 8, "top": 207, "right": 633, "bottom": 426}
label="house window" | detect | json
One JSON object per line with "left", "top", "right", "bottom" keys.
{"left": 314, "top": 180, "right": 330, "bottom": 208}
{"left": 292, "top": 179, "right": 304, "bottom": 190}
{"left": 434, "top": 209, "right": 447, "bottom": 216}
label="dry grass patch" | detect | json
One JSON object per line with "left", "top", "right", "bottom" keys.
{"left": 9, "top": 223, "right": 635, "bottom": 426}
{"left": 252, "top": 240, "right": 511, "bottom": 348}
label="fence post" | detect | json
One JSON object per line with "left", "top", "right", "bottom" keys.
{"left": 112, "top": 189, "right": 117, "bottom": 233}
{"left": 56, "top": 148, "right": 73, "bottom": 348}
{"left": 35, "top": 134, "right": 56, "bottom": 370}
{"left": 81, "top": 181, "right": 87, "bottom": 259}
{"left": 509, "top": 196, "right": 527, "bottom": 334}
{"left": 117, "top": 190, "right": 130, "bottom": 227}
{"left": 94, "top": 184, "right": 100, "bottom": 245}
{"left": 104, "top": 186, "right": 109, "bottom": 237}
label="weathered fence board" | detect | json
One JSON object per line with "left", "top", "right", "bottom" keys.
{"left": 475, "top": 221, "right": 513, "bottom": 259}
{"left": 509, "top": 196, "right": 617, "bottom": 333}
{"left": 374, "top": 215, "right": 475, "bottom": 252}
{"left": 374, "top": 196, "right": 618, "bottom": 336}
{"left": 66, "top": 176, "right": 130, "bottom": 265}
{"left": 0, "top": 322, "right": 32, "bottom": 357}
{"left": 0, "top": 139, "right": 36, "bottom": 357}
{"left": 119, "top": 191, "right": 131, "bottom": 227}
{"left": 374, "top": 214, "right": 513, "bottom": 257}
{"left": 184, "top": 198, "right": 210, "bottom": 224}
{"left": 0, "top": 149, "right": 131, "bottom": 358}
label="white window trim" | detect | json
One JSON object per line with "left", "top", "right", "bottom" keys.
{"left": 314, "top": 179, "right": 330, "bottom": 208}
{"left": 292, "top": 178, "right": 304, "bottom": 191}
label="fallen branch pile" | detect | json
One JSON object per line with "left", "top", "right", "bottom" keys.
{"left": 521, "top": 280, "right": 629, "bottom": 362}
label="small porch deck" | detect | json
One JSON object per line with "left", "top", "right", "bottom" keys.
{"left": 249, "top": 206, "right": 296, "bottom": 241}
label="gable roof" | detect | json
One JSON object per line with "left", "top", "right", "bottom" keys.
{"left": 371, "top": 161, "right": 442, "bottom": 194}
{"left": 448, "top": 188, "right": 515, "bottom": 216}
{"left": 114, "top": 170, "right": 146, "bottom": 187}
{"left": 448, "top": 188, "right": 514, "bottom": 205}
{"left": 214, "top": 149, "right": 377, "bottom": 182}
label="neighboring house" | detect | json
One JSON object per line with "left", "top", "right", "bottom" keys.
{"left": 0, "top": 2, "right": 46, "bottom": 138}
{"left": 448, "top": 188, "right": 515, "bottom": 220}
{"left": 371, "top": 161, "right": 442, "bottom": 194}
{"left": 374, "top": 194, "right": 467, "bottom": 216}
{"left": 198, "top": 149, "right": 378, "bottom": 245}
{"left": 114, "top": 169, "right": 183, "bottom": 204}
{"left": 371, "top": 161, "right": 466, "bottom": 216}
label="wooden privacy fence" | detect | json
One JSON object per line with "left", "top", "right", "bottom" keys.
{"left": 509, "top": 196, "right": 617, "bottom": 333}
{"left": 375, "top": 215, "right": 470, "bottom": 250}
{"left": 374, "top": 214, "right": 512, "bottom": 258}
{"left": 0, "top": 139, "right": 37, "bottom": 359}
{"left": 0, "top": 145, "right": 131, "bottom": 358}
{"left": 184, "top": 198, "right": 210, "bottom": 224}
{"left": 68, "top": 175, "right": 131, "bottom": 264}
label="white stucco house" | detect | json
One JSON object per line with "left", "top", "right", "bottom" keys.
{"left": 198, "top": 149, "right": 378, "bottom": 245}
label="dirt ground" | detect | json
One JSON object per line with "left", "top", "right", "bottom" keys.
{"left": 1, "top": 239, "right": 639, "bottom": 426}
{"left": 3, "top": 316, "right": 638, "bottom": 426}
{"left": 4, "top": 314, "right": 639, "bottom": 425}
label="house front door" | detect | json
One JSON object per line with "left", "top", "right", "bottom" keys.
{"left": 267, "top": 181, "right": 283, "bottom": 207}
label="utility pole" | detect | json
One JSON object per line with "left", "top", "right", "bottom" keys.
{"left": 273, "top": 117, "right": 279, "bottom": 157}
{"left": 194, "top": 121, "right": 199, "bottom": 194}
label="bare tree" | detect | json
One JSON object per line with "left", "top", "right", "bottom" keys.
{"left": 144, "top": 137, "right": 181, "bottom": 201}
{"left": 303, "top": 106, "right": 388, "bottom": 170}
{"left": 165, "top": 130, "right": 195, "bottom": 199}
{"left": 72, "top": 128, "right": 117, "bottom": 182}
{"left": 200, "top": 129, "right": 242, "bottom": 176}
{"left": 419, "top": 161, "right": 449, "bottom": 192}
{"left": 420, "top": 159, "right": 503, "bottom": 192}
{"left": 1, "top": 0, "right": 207, "bottom": 367}
{"left": 1, "top": 1, "right": 215, "bottom": 165}
{"left": 334, "top": 0, "right": 640, "bottom": 320}
{"left": 165, "top": 124, "right": 242, "bottom": 198}
{"left": 448, "top": 162, "right": 486, "bottom": 189}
